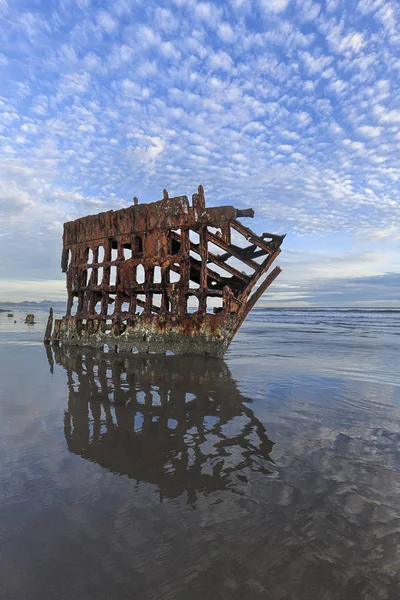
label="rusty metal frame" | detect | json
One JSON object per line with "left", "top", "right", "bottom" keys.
{"left": 45, "top": 186, "right": 285, "bottom": 356}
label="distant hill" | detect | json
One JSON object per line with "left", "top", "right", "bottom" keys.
{"left": 0, "top": 300, "right": 66, "bottom": 310}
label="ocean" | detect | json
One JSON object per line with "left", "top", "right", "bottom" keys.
{"left": 0, "top": 307, "right": 399, "bottom": 599}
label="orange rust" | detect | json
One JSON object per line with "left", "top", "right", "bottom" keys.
{"left": 46, "top": 186, "right": 285, "bottom": 356}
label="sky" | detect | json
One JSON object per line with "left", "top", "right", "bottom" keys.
{"left": 0, "top": 0, "right": 399, "bottom": 306}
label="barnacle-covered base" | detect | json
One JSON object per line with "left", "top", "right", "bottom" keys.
{"left": 52, "top": 314, "right": 237, "bottom": 357}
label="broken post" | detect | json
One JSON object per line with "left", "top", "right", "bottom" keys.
{"left": 44, "top": 307, "right": 53, "bottom": 344}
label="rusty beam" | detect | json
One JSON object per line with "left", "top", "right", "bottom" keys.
{"left": 237, "top": 251, "right": 279, "bottom": 303}
{"left": 230, "top": 220, "right": 282, "bottom": 255}
{"left": 171, "top": 231, "right": 250, "bottom": 284}
{"left": 230, "top": 266, "right": 282, "bottom": 342}
{"left": 206, "top": 231, "right": 259, "bottom": 270}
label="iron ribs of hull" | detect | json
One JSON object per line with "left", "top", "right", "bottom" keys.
{"left": 45, "top": 186, "right": 285, "bottom": 356}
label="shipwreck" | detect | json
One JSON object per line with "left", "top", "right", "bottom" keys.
{"left": 45, "top": 186, "right": 285, "bottom": 357}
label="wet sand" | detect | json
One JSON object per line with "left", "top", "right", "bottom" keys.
{"left": 0, "top": 309, "right": 400, "bottom": 599}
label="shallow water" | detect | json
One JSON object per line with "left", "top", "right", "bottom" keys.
{"left": 1, "top": 309, "right": 400, "bottom": 599}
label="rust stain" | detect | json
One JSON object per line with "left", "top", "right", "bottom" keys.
{"left": 45, "top": 186, "right": 285, "bottom": 356}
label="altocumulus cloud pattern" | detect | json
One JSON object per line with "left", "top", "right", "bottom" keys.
{"left": 0, "top": 0, "right": 399, "bottom": 303}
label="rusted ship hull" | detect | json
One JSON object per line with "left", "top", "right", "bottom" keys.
{"left": 45, "top": 186, "right": 284, "bottom": 356}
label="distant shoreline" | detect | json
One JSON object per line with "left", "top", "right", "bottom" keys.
{"left": 0, "top": 301, "right": 66, "bottom": 309}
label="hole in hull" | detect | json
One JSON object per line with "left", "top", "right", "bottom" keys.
{"left": 123, "top": 244, "right": 132, "bottom": 259}
{"left": 111, "top": 240, "right": 118, "bottom": 261}
{"left": 86, "top": 267, "right": 93, "bottom": 286}
{"left": 134, "top": 236, "right": 143, "bottom": 255}
{"left": 107, "top": 294, "right": 116, "bottom": 315}
{"left": 71, "top": 296, "right": 78, "bottom": 316}
{"left": 170, "top": 264, "right": 180, "bottom": 282}
{"left": 110, "top": 266, "right": 117, "bottom": 286}
{"left": 153, "top": 266, "right": 162, "bottom": 283}
{"left": 186, "top": 295, "right": 199, "bottom": 313}
{"left": 169, "top": 229, "right": 181, "bottom": 255}
{"left": 189, "top": 230, "right": 200, "bottom": 245}
{"left": 136, "top": 265, "right": 145, "bottom": 284}
{"left": 136, "top": 294, "right": 145, "bottom": 314}
{"left": 206, "top": 296, "right": 223, "bottom": 314}
{"left": 152, "top": 293, "right": 162, "bottom": 310}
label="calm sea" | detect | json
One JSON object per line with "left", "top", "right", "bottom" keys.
{"left": 1, "top": 307, "right": 399, "bottom": 599}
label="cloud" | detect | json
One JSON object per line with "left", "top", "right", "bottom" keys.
{"left": 259, "top": 0, "right": 291, "bottom": 14}
{"left": 379, "top": 109, "right": 400, "bottom": 124}
{"left": 193, "top": 2, "right": 222, "bottom": 23}
{"left": 262, "top": 272, "right": 400, "bottom": 306}
{"left": 261, "top": 243, "right": 400, "bottom": 305}
{"left": 296, "top": 0, "right": 320, "bottom": 22}
{"left": 76, "top": 0, "right": 91, "bottom": 8}
{"left": 57, "top": 72, "right": 91, "bottom": 98}
{"left": 208, "top": 50, "right": 234, "bottom": 71}
{"left": 217, "top": 22, "right": 236, "bottom": 43}
{"left": 0, "top": 0, "right": 399, "bottom": 302}
{"left": 154, "top": 7, "right": 179, "bottom": 31}
{"left": 356, "top": 226, "right": 400, "bottom": 243}
{"left": 121, "top": 78, "right": 150, "bottom": 99}
{"left": 358, "top": 125, "right": 382, "bottom": 138}
{"left": 299, "top": 51, "right": 334, "bottom": 75}
{"left": 96, "top": 10, "right": 117, "bottom": 34}
{"left": 0, "top": 279, "right": 66, "bottom": 301}
{"left": 339, "top": 32, "right": 364, "bottom": 53}
{"left": 132, "top": 136, "right": 165, "bottom": 168}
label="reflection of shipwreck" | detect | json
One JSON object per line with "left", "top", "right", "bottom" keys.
{"left": 45, "top": 186, "right": 285, "bottom": 356}
{"left": 46, "top": 346, "right": 274, "bottom": 502}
